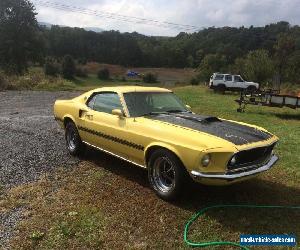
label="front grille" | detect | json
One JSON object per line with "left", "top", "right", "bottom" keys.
{"left": 228, "top": 143, "right": 276, "bottom": 171}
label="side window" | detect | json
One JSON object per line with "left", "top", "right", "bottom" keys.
{"left": 91, "top": 92, "right": 123, "bottom": 114}
{"left": 214, "top": 74, "right": 224, "bottom": 80}
{"left": 234, "top": 76, "right": 243, "bottom": 82}
{"left": 87, "top": 95, "right": 96, "bottom": 109}
{"left": 225, "top": 75, "right": 232, "bottom": 81}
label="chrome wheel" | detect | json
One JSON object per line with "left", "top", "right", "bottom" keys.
{"left": 66, "top": 126, "right": 77, "bottom": 151}
{"left": 152, "top": 156, "right": 176, "bottom": 193}
{"left": 65, "top": 122, "right": 85, "bottom": 156}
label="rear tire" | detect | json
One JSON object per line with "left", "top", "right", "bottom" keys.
{"left": 148, "top": 149, "right": 189, "bottom": 201}
{"left": 65, "top": 122, "right": 85, "bottom": 156}
{"left": 215, "top": 84, "right": 226, "bottom": 94}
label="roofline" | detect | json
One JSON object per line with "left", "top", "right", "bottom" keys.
{"left": 91, "top": 86, "right": 172, "bottom": 93}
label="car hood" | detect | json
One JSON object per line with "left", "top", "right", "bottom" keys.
{"left": 146, "top": 112, "right": 272, "bottom": 146}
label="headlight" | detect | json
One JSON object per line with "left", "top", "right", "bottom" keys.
{"left": 230, "top": 155, "right": 237, "bottom": 165}
{"left": 201, "top": 154, "right": 211, "bottom": 167}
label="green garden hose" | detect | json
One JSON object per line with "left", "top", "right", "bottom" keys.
{"left": 184, "top": 204, "right": 300, "bottom": 249}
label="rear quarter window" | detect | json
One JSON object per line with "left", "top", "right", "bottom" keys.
{"left": 214, "top": 74, "right": 224, "bottom": 80}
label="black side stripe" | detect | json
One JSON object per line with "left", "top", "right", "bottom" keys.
{"left": 78, "top": 126, "right": 144, "bottom": 151}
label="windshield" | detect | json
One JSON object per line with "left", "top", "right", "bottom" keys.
{"left": 123, "top": 92, "right": 188, "bottom": 117}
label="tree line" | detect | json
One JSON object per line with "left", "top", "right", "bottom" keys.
{"left": 1, "top": 0, "right": 300, "bottom": 85}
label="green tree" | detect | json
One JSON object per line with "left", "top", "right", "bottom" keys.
{"left": 274, "top": 34, "right": 296, "bottom": 83}
{"left": 97, "top": 68, "right": 110, "bottom": 80}
{"left": 44, "top": 57, "right": 60, "bottom": 76}
{"left": 197, "top": 54, "right": 227, "bottom": 81}
{"left": 0, "top": 72, "right": 8, "bottom": 90}
{"left": 242, "top": 49, "right": 274, "bottom": 83}
{"left": 187, "top": 55, "right": 194, "bottom": 67}
{"left": 285, "top": 50, "right": 300, "bottom": 84}
{"left": 194, "top": 49, "right": 204, "bottom": 67}
{"left": 62, "top": 55, "right": 76, "bottom": 79}
{"left": 0, "top": 0, "right": 44, "bottom": 74}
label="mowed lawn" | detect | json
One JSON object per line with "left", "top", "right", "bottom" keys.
{"left": 4, "top": 86, "right": 300, "bottom": 249}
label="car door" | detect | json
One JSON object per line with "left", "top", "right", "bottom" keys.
{"left": 233, "top": 75, "right": 245, "bottom": 89}
{"left": 224, "top": 75, "right": 233, "bottom": 88}
{"left": 81, "top": 92, "right": 130, "bottom": 158}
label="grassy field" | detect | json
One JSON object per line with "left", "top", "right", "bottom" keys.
{"left": 3, "top": 86, "right": 300, "bottom": 249}
{"left": 1, "top": 64, "right": 196, "bottom": 91}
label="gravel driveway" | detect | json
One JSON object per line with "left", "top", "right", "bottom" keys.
{"left": 0, "top": 91, "right": 82, "bottom": 187}
{"left": 0, "top": 90, "right": 82, "bottom": 246}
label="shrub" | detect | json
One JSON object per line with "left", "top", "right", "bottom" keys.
{"left": 197, "top": 54, "right": 227, "bottom": 81}
{"left": 142, "top": 73, "right": 157, "bottom": 83}
{"left": 44, "top": 57, "right": 60, "bottom": 76}
{"left": 242, "top": 49, "right": 274, "bottom": 84}
{"left": 97, "top": 68, "right": 110, "bottom": 80}
{"left": 75, "top": 67, "right": 88, "bottom": 78}
{"left": 0, "top": 72, "right": 8, "bottom": 90}
{"left": 62, "top": 55, "right": 76, "bottom": 79}
{"left": 78, "top": 58, "right": 87, "bottom": 65}
{"left": 190, "top": 77, "right": 199, "bottom": 85}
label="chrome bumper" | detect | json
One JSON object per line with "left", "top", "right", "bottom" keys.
{"left": 191, "top": 155, "right": 278, "bottom": 181}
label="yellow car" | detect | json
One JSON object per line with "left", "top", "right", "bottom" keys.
{"left": 54, "top": 86, "right": 279, "bottom": 200}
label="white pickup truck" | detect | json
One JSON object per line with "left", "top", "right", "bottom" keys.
{"left": 209, "top": 73, "right": 259, "bottom": 93}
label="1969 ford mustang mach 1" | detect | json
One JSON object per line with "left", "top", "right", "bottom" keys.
{"left": 54, "top": 86, "right": 279, "bottom": 200}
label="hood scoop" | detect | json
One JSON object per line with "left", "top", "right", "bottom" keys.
{"left": 171, "top": 113, "right": 221, "bottom": 123}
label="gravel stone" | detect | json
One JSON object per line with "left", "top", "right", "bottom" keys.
{"left": 0, "top": 90, "right": 81, "bottom": 188}
{"left": 0, "top": 90, "right": 82, "bottom": 246}
{"left": 0, "top": 207, "right": 24, "bottom": 249}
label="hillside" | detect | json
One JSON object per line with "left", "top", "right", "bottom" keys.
{"left": 36, "top": 21, "right": 300, "bottom": 85}
{"left": 40, "top": 21, "right": 300, "bottom": 68}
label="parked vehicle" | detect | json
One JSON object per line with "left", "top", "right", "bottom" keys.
{"left": 209, "top": 73, "right": 259, "bottom": 93}
{"left": 54, "top": 86, "right": 278, "bottom": 200}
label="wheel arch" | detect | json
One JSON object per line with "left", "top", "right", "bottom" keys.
{"left": 144, "top": 143, "right": 186, "bottom": 169}
{"left": 217, "top": 83, "right": 226, "bottom": 88}
{"left": 63, "top": 115, "right": 76, "bottom": 128}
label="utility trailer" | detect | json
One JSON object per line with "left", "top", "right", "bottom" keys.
{"left": 235, "top": 89, "right": 300, "bottom": 112}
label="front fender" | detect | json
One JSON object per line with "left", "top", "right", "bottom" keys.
{"left": 144, "top": 142, "right": 199, "bottom": 172}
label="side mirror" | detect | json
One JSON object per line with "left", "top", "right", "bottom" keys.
{"left": 186, "top": 104, "right": 191, "bottom": 109}
{"left": 112, "top": 109, "right": 124, "bottom": 118}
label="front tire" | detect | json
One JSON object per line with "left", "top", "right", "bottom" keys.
{"left": 148, "top": 149, "right": 189, "bottom": 201}
{"left": 246, "top": 86, "right": 257, "bottom": 93}
{"left": 214, "top": 84, "right": 226, "bottom": 94}
{"left": 65, "top": 122, "right": 85, "bottom": 156}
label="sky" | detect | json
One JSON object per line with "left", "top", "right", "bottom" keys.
{"left": 33, "top": 0, "right": 300, "bottom": 36}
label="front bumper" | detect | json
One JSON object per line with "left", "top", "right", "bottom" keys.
{"left": 191, "top": 155, "right": 278, "bottom": 182}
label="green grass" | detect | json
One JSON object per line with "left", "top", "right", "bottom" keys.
{"left": 39, "top": 207, "right": 105, "bottom": 249}
{"left": 6, "top": 86, "right": 300, "bottom": 249}
{"left": 2, "top": 67, "right": 147, "bottom": 91}
{"left": 32, "top": 74, "right": 133, "bottom": 91}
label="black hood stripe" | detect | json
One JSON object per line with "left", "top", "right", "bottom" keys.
{"left": 149, "top": 113, "right": 272, "bottom": 145}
